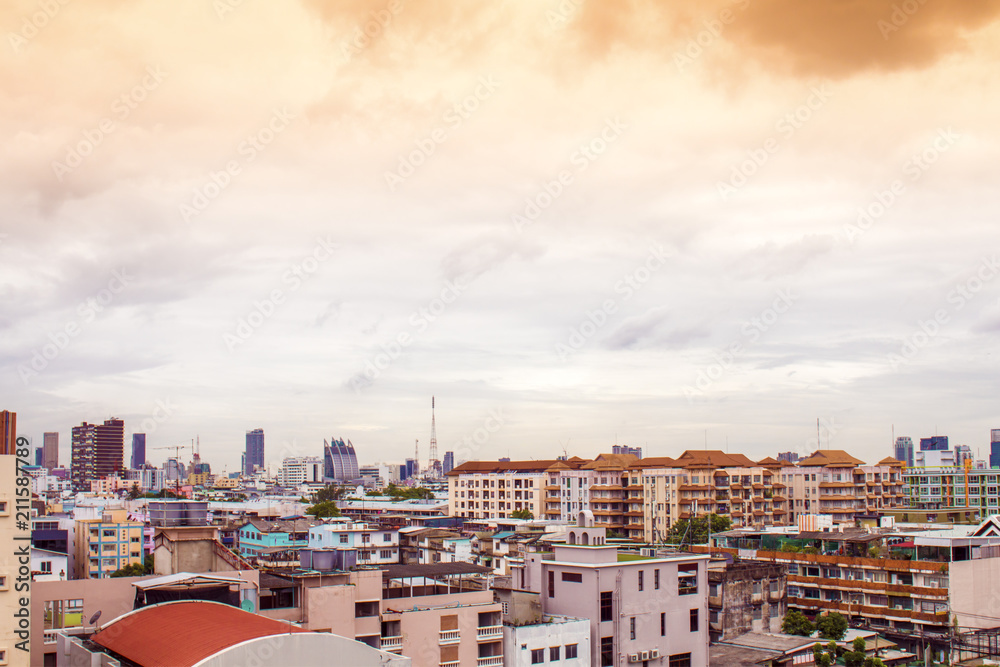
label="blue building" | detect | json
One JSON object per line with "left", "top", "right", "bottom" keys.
{"left": 323, "top": 437, "right": 359, "bottom": 481}
{"left": 920, "top": 436, "right": 949, "bottom": 451}
{"left": 443, "top": 451, "right": 454, "bottom": 475}
{"left": 244, "top": 428, "right": 264, "bottom": 475}
{"left": 404, "top": 458, "right": 416, "bottom": 481}
{"left": 35, "top": 447, "right": 43, "bottom": 466}
{"left": 236, "top": 518, "right": 319, "bottom": 559}
{"left": 894, "top": 437, "right": 914, "bottom": 467}
{"left": 131, "top": 433, "right": 146, "bottom": 469}
{"left": 991, "top": 429, "right": 1000, "bottom": 468}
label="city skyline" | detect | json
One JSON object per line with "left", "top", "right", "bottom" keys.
{"left": 3, "top": 2, "right": 1000, "bottom": 470}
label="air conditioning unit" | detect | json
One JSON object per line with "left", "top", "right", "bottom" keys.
{"left": 650, "top": 649, "right": 660, "bottom": 659}
{"left": 639, "top": 650, "right": 650, "bottom": 661}
{"left": 628, "top": 654, "right": 640, "bottom": 663}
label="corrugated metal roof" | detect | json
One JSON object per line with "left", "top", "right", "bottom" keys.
{"left": 92, "top": 600, "right": 306, "bottom": 667}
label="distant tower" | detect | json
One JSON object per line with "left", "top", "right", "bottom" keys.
{"left": 413, "top": 439, "right": 420, "bottom": 476}
{"left": 429, "top": 396, "right": 439, "bottom": 476}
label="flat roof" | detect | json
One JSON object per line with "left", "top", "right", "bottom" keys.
{"left": 381, "top": 562, "right": 492, "bottom": 578}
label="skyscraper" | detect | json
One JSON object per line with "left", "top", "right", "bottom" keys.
{"left": 894, "top": 437, "right": 914, "bottom": 467}
{"left": 35, "top": 447, "right": 43, "bottom": 466}
{"left": 244, "top": 428, "right": 264, "bottom": 475}
{"left": 404, "top": 458, "right": 416, "bottom": 481}
{"left": 920, "top": 436, "right": 948, "bottom": 451}
{"left": 131, "top": 433, "right": 146, "bottom": 469}
{"left": 323, "top": 437, "right": 359, "bottom": 481}
{"left": 443, "top": 450, "right": 455, "bottom": 475}
{"left": 43, "top": 431, "right": 59, "bottom": 469}
{"left": 0, "top": 410, "right": 15, "bottom": 456}
{"left": 955, "top": 444, "right": 973, "bottom": 466}
{"left": 71, "top": 418, "right": 124, "bottom": 492}
{"left": 612, "top": 444, "right": 642, "bottom": 458}
{"left": 991, "top": 430, "right": 1000, "bottom": 469}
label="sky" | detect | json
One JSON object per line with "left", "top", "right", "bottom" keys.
{"left": 2, "top": 0, "right": 1000, "bottom": 474}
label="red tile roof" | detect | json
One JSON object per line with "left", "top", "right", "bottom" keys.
{"left": 92, "top": 601, "right": 306, "bottom": 667}
{"left": 796, "top": 450, "right": 864, "bottom": 467}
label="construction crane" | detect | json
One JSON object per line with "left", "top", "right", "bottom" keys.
{"left": 151, "top": 443, "right": 192, "bottom": 495}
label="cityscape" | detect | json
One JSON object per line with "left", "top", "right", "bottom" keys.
{"left": 5, "top": 406, "right": 1000, "bottom": 665}
{"left": 3, "top": 1, "right": 1000, "bottom": 667}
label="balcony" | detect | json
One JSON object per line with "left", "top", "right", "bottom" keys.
{"left": 440, "top": 630, "right": 461, "bottom": 644}
{"left": 477, "top": 625, "right": 503, "bottom": 640}
{"left": 381, "top": 636, "right": 403, "bottom": 651}
{"left": 440, "top": 662, "right": 461, "bottom": 667}
{"left": 477, "top": 657, "right": 504, "bottom": 667}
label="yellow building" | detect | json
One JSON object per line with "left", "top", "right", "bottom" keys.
{"left": 74, "top": 510, "right": 145, "bottom": 579}
{"left": 213, "top": 477, "right": 240, "bottom": 489}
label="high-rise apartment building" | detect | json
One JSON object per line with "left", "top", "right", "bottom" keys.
{"left": 443, "top": 450, "right": 455, "bottom": 475}
{"left": 244, "top": 428, "right": 264, "bottom": 476}
{"left": 894, "top": 436, "right": 914, "bottom": 467}
{"left": 0, "top": 409, "right": 15, "bottom": 455}
{"left": 130, "top": 433, "right": 146, "bottom": 469}
{"left": 920, "top": 435, "right": 949, "bottom": 451}
{"left": 71, "top": 419, "right": 124, "bottom": 492}
{"left": 776, "top": 451, "right": 800, "bottom": 463}
{"left": 43, "top": 431, "right": 58, "bottom": 469}
{"left": 990, "top": 429, "right": 1000, "bottom": 468}
{"left": 611, "top": 444, "right": 642, "bottom": 458}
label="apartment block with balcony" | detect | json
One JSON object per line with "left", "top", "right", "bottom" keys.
{"left": 73, "top": 510, "right": 144, "bottom": 579}
{"left": 449, "top": 460, "right": 587, "bottom": 520}
{"left": 904, "top": 466, "right": 1000, "bottom": 514}
{"left": 711, "top": 520, "right": 1000, "bottom": 657}
{"left": 782, "top": 451, "right": 906, "bottom": 524}
{"left": 542, "top": 453, "right": 639, "bottom": 533}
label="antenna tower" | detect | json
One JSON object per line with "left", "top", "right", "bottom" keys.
{"left": 429, "top": 396, "right": 439, "bottom": 474}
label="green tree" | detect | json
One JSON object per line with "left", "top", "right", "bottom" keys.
{"left": 314, "top": 484, "right": 349, "bottom": 504}
{"left": 306, "top": 501, "right": 341, "bottom": 518}
{"left": 781, "top": 610, "right": 815, "bottom": 637}
{"left": 666, "top": 514, "right": 732, "bottom": 545}
{"left": 816, "top": 612, "right": 848, "bottom": 640}
{"left": 511, "top": 509, "right": 533, "bottom": 520}
{"left": 110, "top": 554, "right": 153, "bottom": 578}
{"left": 843, "top": 636, "right": 868, "bottom": 667}
{"left": 863, "top": 658, "right": 884, "bottom": 667}
{"left": 127, "top": 483, "right": 141, "bottom": 500}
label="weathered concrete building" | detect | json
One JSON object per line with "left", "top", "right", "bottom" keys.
{"left": 707, "top": 559, "right": 786, "bottom": 642}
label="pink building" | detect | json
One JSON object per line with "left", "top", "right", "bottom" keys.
{"left": 522, "top": 544, "right": 709, "bottom": 667}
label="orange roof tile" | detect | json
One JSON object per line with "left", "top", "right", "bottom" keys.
{"left": 796, "top": 450, "right": 864, "bottom": 467}
{"left": 674, "top": 450, "right": 757, "bottom": 469}
{"left": 92, "top": 601, "right": 307, "bottom": 667}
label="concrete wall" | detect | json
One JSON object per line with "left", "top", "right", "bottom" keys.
{"left": 951, "top": 557, "right": 1000, "bottom": 628}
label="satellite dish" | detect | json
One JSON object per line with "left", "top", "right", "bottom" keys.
{"left": 89, "top": 610, "right": 102, "bottom": 625}
{"left": 241, "top": 599, "right": 256, "bottom": 613}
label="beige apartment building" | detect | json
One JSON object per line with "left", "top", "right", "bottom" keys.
{"left": 448, "top": 459, "right": 588, "bottom": 520}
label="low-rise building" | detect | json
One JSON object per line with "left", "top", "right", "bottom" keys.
{"left": 236, "top": 517, "right": 320, "bottom": 560}
{"left": 707, "top": 559, "right": 786, "bottom": 642}
{"left": 74, "top": 510, "right": 145, "bottom": 579}
{"left": 307, "top": 519, "right": 399, "bottom": 565}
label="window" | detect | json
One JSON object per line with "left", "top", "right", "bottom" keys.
{"left": 660, "top": 612, "right": 665, "bottom": 636}
{"left": 531, "top": 648, "right": 545, "bottom": 664}
{"left": 709, "top": 583, "right": 720, "bottom": 597}
{"left": 654, "top": 568, "right": 660, "bottom": 589}
{"left": 550, "top": 646, "right": 561, "bottom": 661}
{"left": 384, "top": 533, "right": 392, "bottom": 542}
{"left": 752, "top": 606, "right": 762, "bottom": 620}
{"left": 630, "top": 616, "right": 636, "bottom": 640}
{"left": 638, "top": 570, "right": 644, "bottom": 591}
{"left": 380, "top": 550, "right": 393, "bottom": 559}
{"left": 600, "top": 637, "right": 614, "bottom": 667}
{"left": 669, "top": 654, "right": 692, "bottom": 667}
{"left": 600, "top": 592, "right": 613, "bottom": 622}
{"left": 690, "top": 609, "right": 699, "bottom": 632}
{"left": 678, "top": 564, "right": 698, "bottom": 595}
{"left": 549, "top": 571, "right": 555, "bottom": 598}
{"left": 40, "top": 561, "right": 52, "bottom": 573}
{"left": 770, "top": 605, "right": 780, "bottom": 618}
{"left": 339, "top": 534, "right": 348, "bottom": 544}
{"left": 565, "top": 644, "right": 578, "bottom": 659}
{"left": 752, "top": 581, "right": 761, "bottom": 595}
{"left": 561, "top": 572, "right": 582, "bottom": 583}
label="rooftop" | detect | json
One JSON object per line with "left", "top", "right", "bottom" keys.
{"left": 92, "top": 600, "right": 306, "bottom": 667}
